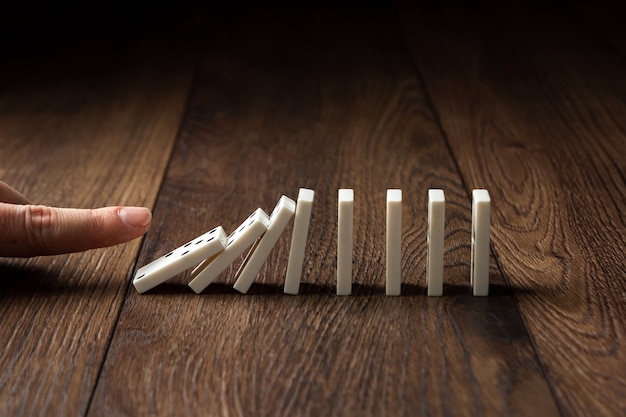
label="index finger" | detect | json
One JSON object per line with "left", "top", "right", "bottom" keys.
{"left": 0, "top": 203, "right": 152, "bottom": 257}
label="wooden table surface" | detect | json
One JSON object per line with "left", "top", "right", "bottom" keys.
{"left": 1, "top": 3, "right": 625, "bottom": 416}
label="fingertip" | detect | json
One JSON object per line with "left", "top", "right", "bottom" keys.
{"left": 78, "top": 206, "right": 152, "bottom": 250}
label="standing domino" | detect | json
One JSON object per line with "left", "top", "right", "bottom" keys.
{"left": 188, "top": 208, "right": 269, "bottom": 294}
{"left": 471, "top": 189, "right": 491, "bottom": 296}
{"left": 284, "top": 189, "right": 315, "bottom": 295}
{"left": 386, "top": 189, "right": 402, "bottom": 296}
{"left": 337, "top": 189, "right": 354, "bottom": 295}
{"left": 233, "top": 196, "right": 296, "bottom": 294}
{"left": 427, "top": 189, "right": 445, "bottom": 296}
{"left": 132, "top": 227, "right": 227, "bottom": 294}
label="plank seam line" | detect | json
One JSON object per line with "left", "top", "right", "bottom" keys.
{"left": 83, "top": 52, "right": 203, "bottom": 417}
{"left": 392, "top": 9, "right": 567, "bottom": 417}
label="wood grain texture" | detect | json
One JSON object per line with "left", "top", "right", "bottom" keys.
{"left": 0, "top": 38, "right": 194, "bottom": 417}
{"left": 398, "top": 2, "right": 626, "bottom": 415}
{"left": 89, "top": 12, "right": 558, "bottom": 417}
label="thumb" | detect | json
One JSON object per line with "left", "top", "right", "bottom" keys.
{"left": 0, "top": 203, "right": 152, "bottom": 257}
{"left": 0, "top": 181, "right": 30, "bottom": 204}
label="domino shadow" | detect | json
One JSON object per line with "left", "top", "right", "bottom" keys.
{"left": 239, "top": 283, "right": 432, "bottom": 296}
{"left": 143, "top": 282, "right": 239, "bottom": 295}
{"left": 401, "top": 282, "right": 526, "bottom": 297}
{"left": 143, "top": 282, "right": 331, "bottom": 296}
{"left": 141, "top": 282, "right": 394, "bottom": 296}
{"left": 441, "top": 283, "right": 511, "bottom": 296}
{"left": 140, "top": 282, "right": 514, "bottom": 297}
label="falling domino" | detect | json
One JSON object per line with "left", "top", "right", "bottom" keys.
{"left": 337, "top": 189, "right": 354, "bottom": 295}
{"left": 135, "top": 187, "right": 490, "bottom": 297}
{"left": 427, "top": 189, "right": 445, "bottom": 296}
{"left": 386, "top": 189, "right": 402, "bottom": 296}
{"left": 188, "top": 208, "right": 269, "bottom": 294}
{"left": 471, "top": 189, "right": 491, "bottom": 296}
{"left": 233, "top": 196, "right": 296, "bottom": 294}
{"left": 132, "top": 227, "right": 227, "bottom": 294}
{"left": 284, "top": 188, "right": 315, "bottom": 295}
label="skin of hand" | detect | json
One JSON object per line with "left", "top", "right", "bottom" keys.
{"left": 0, "top": 181, "right": 151, "bottom": 257}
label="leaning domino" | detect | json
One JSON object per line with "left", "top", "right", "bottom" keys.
{"left": 133, "top": 227, "right": 227, "bottom": 294}
{"left": 233, "top": 196, "right": 296, "bottom": 294}
{"left": 188, "top": 208, "right": 269, "bottom": 294}
{"left": 337, "top": 189, "right": 354, "bottom": 295}
{"left": 386, "top": 189, "right": 402, "bottom": 296}
{"left": 471, "top": 189, "right": 490, "bottom": 296}
{"left": 284, "top": 188, "right": 315, "bottom": 295}
{"left": 427, "top": 189, "right": 445, "bottom": 296}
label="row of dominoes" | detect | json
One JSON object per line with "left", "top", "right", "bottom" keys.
{"left": 132, "top": 188, "right": 491, "bottom": 296}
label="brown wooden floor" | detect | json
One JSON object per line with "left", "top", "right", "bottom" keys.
{"left": 1, "top": 2, "right": 625, "bottom": 416}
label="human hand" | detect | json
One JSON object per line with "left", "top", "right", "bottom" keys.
{"left": 0, "top": 181, "right": 152, "bottom": 257}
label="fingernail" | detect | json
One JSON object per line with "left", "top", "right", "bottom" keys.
{"left": 118, "top": 207, "right": 152, "bottom": 227}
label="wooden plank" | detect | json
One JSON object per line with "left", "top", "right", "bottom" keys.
{"left": 0, "top": 38, "right": 194, "bottom": 417}
{"left": 90, "top": 12, "right": 558, "bottom": 417}
{"left": 399, "top": 3, "right": 626, "bottom": 415}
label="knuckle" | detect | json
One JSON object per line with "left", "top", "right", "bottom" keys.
{"left": 23, "top": 205, "right": 55, "bottom": 254}
{"left": 88, "top": 209, "right": 106, "bottom": 234}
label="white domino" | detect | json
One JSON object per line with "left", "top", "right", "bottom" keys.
{"left": 284, "top": 188, "right": 315, "bottom": 295}
{"left": 386, "top": 189, "right": 402, "bottom": 296}
{"left": 471, "top": 189, "right": 490, "bottom": 296}
{"left": 188, "top": 208, "right": 269, "bottom": 294}
{"left": 132, "top": 227, "right": 227, "bottom": 294}
{"left": 337, "top": 189, "right": 354, "bottom": 295}
{"left": 427, "top": 189, "right": 445, "bottom": 296}
{"left": 233, "top": 196, "right": 296, "bottom": 294}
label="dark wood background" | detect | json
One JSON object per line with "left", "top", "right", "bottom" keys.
{"left": 1, "top": 2, "right": 625, "bottom": 416}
